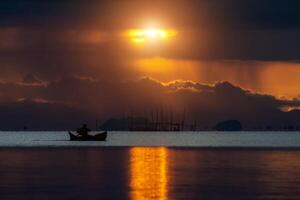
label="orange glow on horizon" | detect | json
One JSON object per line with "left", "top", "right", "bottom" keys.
{"left": 126, "top": 28, "right": 177, "bottom": 44}
{"left": 130, "top": 147, "right": 168, "bottom": 200}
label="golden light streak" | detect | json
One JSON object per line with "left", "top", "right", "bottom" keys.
{"left": 135, "top": 58, "right": 174, "bottom": 73}
{"left": 126, "top": 28, "right": 177, "bottom": 44}
{"left": 130, "top": 147, "right": 169, "bottom": 200}
{"left": 134, "top": 58, "right": 199, "bottom": 81}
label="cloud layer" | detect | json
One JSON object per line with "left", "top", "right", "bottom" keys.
{"left": 1, "top": 75, "right": 300, "bottom": 130}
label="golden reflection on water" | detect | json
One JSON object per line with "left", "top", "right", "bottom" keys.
{"left": 130, "top": 147, "right": 168, "bottom": 200}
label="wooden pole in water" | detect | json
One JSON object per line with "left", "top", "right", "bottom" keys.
{"left": 156, "top": 106, "right": 159, "bottom": 131}
{"left": 170, "top": 108, "right": 173, "bottom": 131}
{"left": 181, "top": 109, "right": 186, "bottom": 131}
{"left": 151, "top": 109, "right": 154, "bottom": 125}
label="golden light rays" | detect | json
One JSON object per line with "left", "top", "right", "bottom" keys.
{"left": 130, "top": 147, "right": 169, "bottom": 200}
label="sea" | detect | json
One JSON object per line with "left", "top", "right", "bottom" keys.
{"left": 1, "top": 131, "right": 300, "bottom": 199}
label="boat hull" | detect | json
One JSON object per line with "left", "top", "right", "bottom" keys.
{"left": 68, "top": 131, "right": 107, "bottom": 141}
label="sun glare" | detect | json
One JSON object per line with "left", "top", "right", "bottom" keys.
{"left": 126, "top": 28, "right": 177, "bottom": 44}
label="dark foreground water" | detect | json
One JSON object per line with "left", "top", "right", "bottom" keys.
{"left": 0, "top": 148, "right": 300, "bottom": 200}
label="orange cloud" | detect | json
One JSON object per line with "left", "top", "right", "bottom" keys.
{"left": 132, "top": 58, "right": 300, "bottom": 99}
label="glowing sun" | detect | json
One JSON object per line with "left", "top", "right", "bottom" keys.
{"left": 126, "top": 28, "right": 177, "bottom": 44}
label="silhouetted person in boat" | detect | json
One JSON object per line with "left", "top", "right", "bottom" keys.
{"left": 77, "top": 124, "right": 91, "bottom": 137}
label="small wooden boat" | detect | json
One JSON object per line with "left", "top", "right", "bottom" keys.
{"left": 68, "top": 131, "right": 107, "bottom": 141}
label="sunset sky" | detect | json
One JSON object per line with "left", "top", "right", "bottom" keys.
{"left": 1, "top": 0, "right": 300, "bottom": 130}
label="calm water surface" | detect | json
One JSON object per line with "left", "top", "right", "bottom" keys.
{"left": 0, "top": 148, "right": 300, "bottom": 200}
{"left": 2, "top": 132, "right": 300, "bottom": 147}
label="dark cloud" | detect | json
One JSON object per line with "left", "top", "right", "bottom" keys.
{"left": 225, "top": 0, "right": 300, "bottom": 30}
{"left": 0, "top": 76, "right": 300, "bottom": 130}
{"left": 0, "top": 27, "right": 134, "bottom": 81}
{"left": 1, "top": 0, "right": 300, "bottom": 30}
